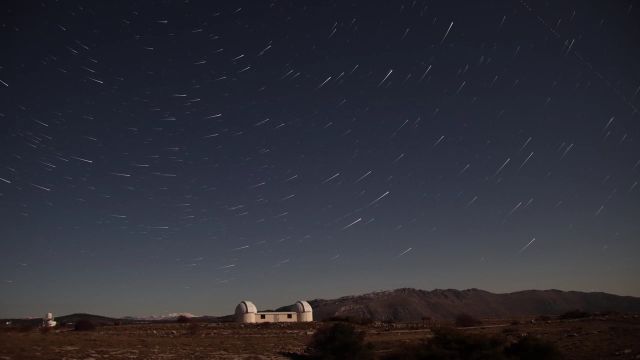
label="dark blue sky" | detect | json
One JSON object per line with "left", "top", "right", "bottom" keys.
{"left": 1, "top": 0, "right": 639, "bottom": 318}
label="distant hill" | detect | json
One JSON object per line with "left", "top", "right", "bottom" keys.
{"left": 2, "top": 313, "right": 222, "bottom": 326}
{"left": 280, "top": 288, "right": 640, "bottom": 322}
{"left": 124, "top": 313, "right": 197, "bottom": 321}
{"left": 1, "top": 313, "right": 124, "bottom": 327}
{"left": 123, "top": 314, "right": 221, "bottom": 323}
{"left": 5, "top": 288, "right": 639, "bottom": 325}
{"left": 56, "top": 313, "right": 123, "bottom": 325}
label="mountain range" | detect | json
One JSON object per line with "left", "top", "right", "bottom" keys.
{"left": 5, "top": 288, "right": 640, "bottom": 324}
{"left": 294, "top": 288, "right": 640, "bottom": 322}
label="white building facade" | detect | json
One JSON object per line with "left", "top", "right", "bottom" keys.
{"left": 235, "top": 300, "right": 313, "bottom": 323}
{"left": 42, "top": 313, "right": 57, "bottom": 328}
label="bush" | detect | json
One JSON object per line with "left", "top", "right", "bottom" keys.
{"left": 176, "top": 315, "right": 192, "bottom": 323}
{"left": 186, "top": 322, "right": 200, "bottom": 336}
{"left": 74, "top": 320, "right": 96, "bottom": 331}
{"left": 383, "top": 328, "right": 564, "bottom": 360}
{"left": 16, "top": 324, "right": 37, "bottom": 333}
{"left": 504, "top": 336, "right": 562, "bottom": 360}
{"left": 536, "top": 315, "right": 552, "bottom": 322}
{"left": 455, "top": 313, "right": 482, "bottom": 327}
{"left": 558, "top": 310, "right": 590, "bottom": 320}
{"left": 307, "top": 322, "right": 374, "bottom": 360}
{"left": 383, "top": 327, "right": 505, "bottom": 360}
{"left": 323, "top": 316, "right": 373, "bottom": 326}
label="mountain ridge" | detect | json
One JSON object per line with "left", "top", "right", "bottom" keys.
{"left": 4, "top": 288, "right": 639, "bottom": 323}
{"left": 296, "top": 288, "right": 640, "bottom": 322}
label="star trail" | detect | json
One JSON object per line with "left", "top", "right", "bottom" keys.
{"left": 0, "top": 0, "right": 639, "bottom": 317}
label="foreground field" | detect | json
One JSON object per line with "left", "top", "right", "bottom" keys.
{"left": 1, "top": 315, "right": 639, "bottom": 359}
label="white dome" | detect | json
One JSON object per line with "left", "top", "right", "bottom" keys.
{"left": 294, "top": 300, "right": 312, "bottom": 313}
{"left": 235, "top": 300, "right": 257, "bottom": 314}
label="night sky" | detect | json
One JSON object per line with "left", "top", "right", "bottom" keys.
{"left": 1, "top": 0, "right": 639, "bottom": 318}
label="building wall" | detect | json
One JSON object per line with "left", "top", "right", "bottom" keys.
{"left": 238, "top": 313, "right": 256, "bottom": 323}
{"left": 254, "top": 312, "right": 298, "bottom": 323}
{"left": 298, "top": 311, "right": 313, "bottom": 322}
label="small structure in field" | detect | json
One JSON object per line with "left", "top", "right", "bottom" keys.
{"left": 235, "top": 300, "right": 313, "bottom": 323}
{"left": 42, "top": 312, "right": 57, "bottom": 328}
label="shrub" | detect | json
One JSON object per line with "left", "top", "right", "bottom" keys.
{"left": 558, "top": 310, "right": 590, "bottom": 320}
{"left": 383, "top": 327, "right": 505, "bottom": 360}
{"left": 455, "top": 313, "right": 482, "bottom": 327}
{"left": 383, "top": 328, "right": 564, "bottom": 360}
{"left": 504, "top": 336, "right": 562, "bottom": 360}
{"left": 354, "top": 317, "right": 373, "bottom": 326}
{"left": 176, "top": 315, "right": 192, "bottom": 323}
{"left": 323, "top": 316, "right": 373, "bottom": 326}
{"left": 16, "top": 324, "right": 37, "bottom": 333}
{"left": 74, "top": 319, "right": 96, "bottom": 331}
{"left": 307, "top": 322, "right": 374, "bottom": 360}
{"left": 186, "top": 322, "right": 200, "bottom": 336}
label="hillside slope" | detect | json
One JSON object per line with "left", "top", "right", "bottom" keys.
{"left": 294, "top": 288, "right": 640, "bottom": 322}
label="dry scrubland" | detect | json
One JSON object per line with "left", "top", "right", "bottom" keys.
{"left": 1, "top": 315, "right": 640, "bottom": 360}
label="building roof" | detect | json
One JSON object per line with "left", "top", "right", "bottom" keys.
{"left": 235, "top": 300, "right": 257, "bottom": 314}
{"left": 295, "top": 300, "right": 312, "bottom": 313}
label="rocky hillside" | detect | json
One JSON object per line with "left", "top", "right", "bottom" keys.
{"left": 299, "top": 288, "right": 640, "bottom": 322}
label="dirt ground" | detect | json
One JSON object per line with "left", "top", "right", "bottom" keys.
{"left": 1, "top": 315, "right": 639, "bottom": 359}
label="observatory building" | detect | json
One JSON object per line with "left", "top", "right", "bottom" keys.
{"left": 42, "top": 313, "right": 57, "bottom": 328}
{"left": 235, "top": 300, "right": 313, "bottom": 323}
